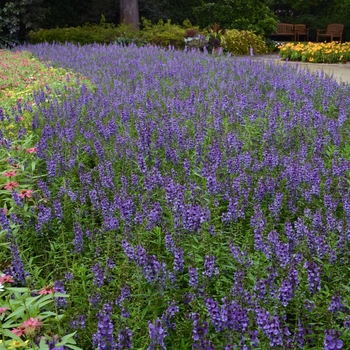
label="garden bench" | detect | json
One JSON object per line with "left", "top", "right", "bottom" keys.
{"left": 270, "top": 23, "right": 296, "bottom": 41}
{"left": 316, "top": 23, "right": 344, "bottom": 42}
{"left": 294, "top": 24, "right": 309, "bottom": 41}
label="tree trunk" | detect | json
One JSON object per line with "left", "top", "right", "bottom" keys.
{"left": 120, "top": 0, "right": 139, "bottom": 29}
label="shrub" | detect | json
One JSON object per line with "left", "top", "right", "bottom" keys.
{"left": 221, "top": 29, "right": 269, "bottom": 55}
{"left": 28, "top": 19, "right": 188, "bottom": 49}
{"left": 28, "top": 25, "right": 119, "bottom": 45}
{"left": 140, "top": 18, "right": 187, "bottom": 49}
{"left": 109, "top": 21, "right": 147, "bottom": 46}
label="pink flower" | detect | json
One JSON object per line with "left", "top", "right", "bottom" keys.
{"left": 12, "top": 318, "right": 43, "bottom": 338}
{"left": 22, "top": 317, "right": 43, "bottom": 329}
{"left": 2, "top": 171, "right": 16, "bottom": 177}
{"left": 0, "top": 208, "right": 8, "bottom": 215}
{"left": 12, "top": 325, "right": 26, "bottom": 337}
{"left": 39, "top": 286, "right": 56, "bottom": 295}
{"left": 25, "top": 147, "right": 37, "bottom": 154}
{"left": 0, "top": 274, "right": 14, "bottom": 284}
{"left": 4, "top": 181, "right": 19, "bottom": 190}
{"left": 19, "top": 189, "right": 34, "bottom": 199}
{"left": 0, "top": 307, "right": 9, "bottom": 315}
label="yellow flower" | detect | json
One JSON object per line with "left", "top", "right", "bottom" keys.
{"left": 8, "top": 340, "right": 30, "bottom": 349}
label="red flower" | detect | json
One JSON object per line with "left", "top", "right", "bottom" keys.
{"left": 22, "top": 317, "right": 43, "bottom": 329}
{"left": 4, "top": 181, "right": 19, "bottom": 190}
{"left": 25, "top": 147, "right": 37, "bottom": 154}
{"left": 12, "top": 325, "right": 26, "bottom": 337}
{"left": 2, "top": 171, "right": 16, "bottom": 177}
{"left": 0, "top": 274, "right": 14, "bottom": 284}
{"left": 39, "top": 286, "right": 56, "bottom": 295}
{"left": 0, "top": 307, "right": 9, "bottom": 316}
{"left": 19, "top": 189, "right": 33, "bottom": 199}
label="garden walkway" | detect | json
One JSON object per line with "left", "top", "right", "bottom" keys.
{"left": 247, "top": 53, "right": 350, "bottom": 84}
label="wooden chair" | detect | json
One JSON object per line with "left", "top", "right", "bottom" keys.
{"left": 294, "top": 24, "right": 309, "bottom": 41}
{"left": 270, "top": 23, "right": 296, "bottom": 41}
{"left": 316, "top": 23, "right": 344, "bottom": 42}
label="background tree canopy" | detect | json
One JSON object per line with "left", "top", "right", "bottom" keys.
{"left": 0, "top": 0, "right": 349, "bottom": 42}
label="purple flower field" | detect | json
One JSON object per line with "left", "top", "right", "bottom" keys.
{"left": 2, "top": 42, "right": 350, "bottom": 349}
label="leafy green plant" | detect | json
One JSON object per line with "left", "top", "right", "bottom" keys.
{"left": 140, "top": 18, "right": 187, "bottom": 49}
{"left": 184, "top": 28, "right": 208, "bottom": 50}
{"left": 0, "top": 273, "right": 79, "bottom": 350}
{"left": 28, "top": 24, "right": 118, "bottom": 45}
{"left": 221, "top": 29, "right": 269, "bottom": 55}
{"left": 0, "top": 0, "right": 46, "bottom": 42}
{"left": 206, "top": 23, "right": 226, "bottom": 51}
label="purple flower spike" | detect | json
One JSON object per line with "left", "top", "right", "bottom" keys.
{"left": 304, "top": 261, "right": 321, "bottom": 294}
{"left": 148, "top": 318, "right": 166, "bottom": 350}
{"left": 324, "top": 330, "right": 343, "bottom": 350}
{"left": 117, "top": 327, "right": 133, "bottom": 349}
{"left": 92, "top": 303, "right": 116, "bottom": 350}
{"left": 203, "top": 255, "right": 219, "bottom": 279}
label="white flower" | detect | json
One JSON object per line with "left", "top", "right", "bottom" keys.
{"left": 0, "top": 283, "right": 4, "bottom": 292}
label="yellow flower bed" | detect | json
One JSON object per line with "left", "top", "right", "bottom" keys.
{"left": 278, "top": 41, "right": 350, "bottom": 63}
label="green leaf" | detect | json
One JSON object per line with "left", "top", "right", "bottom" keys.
{"left": 53, "top": 292, "right": 70, "bottom": 298}
{"left": 38, "top": 337, "right": 49, "bottom": 350}
{"left": 33, "top": 299, "right": 55, "bottom": 310}
{"left": 6, "top": 305, "right": 26, "bottom": 319}
{"left": 24, "top": 294, "right": 42, "bottom": 306}
{"left": 5, "top": 287, "right": 29, "bottom": 293}
{"left": 56, "top": 332, "right": 77, "bottom": 346}
{"left": 39, "top": 311, "right": 57, "bottom": 317}
{"left": 3, "top": 328, "right": 22, "bottom": 341}
{"left": 1, "top": 318, "right": 22, "bottom": 328}
{"left": 64, "top": 344, "right": 83, "bottom": 350}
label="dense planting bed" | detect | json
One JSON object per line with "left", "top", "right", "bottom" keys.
{"left": 2, "top": 43, "right": 350, "bottom": 349}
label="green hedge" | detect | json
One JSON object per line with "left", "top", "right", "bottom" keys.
{"left": 28, "top": 22, "right": 141, "bottom": 45}
{"left": 28, "top": 20, "right": 271, "bottom": 55}
{"left": 28, "top": 20, "right": 188, "bottom": 49}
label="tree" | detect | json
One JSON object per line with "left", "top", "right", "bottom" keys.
{"left": 0, "top": 0, "right": 46, "bottom": 42}
{"left": 120, "top": 0, "right": 139, "bottom": 29}
{"left": 192, "top": 0, "right": 278, "bottom": 35}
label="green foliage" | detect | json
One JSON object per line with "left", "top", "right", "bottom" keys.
{"left": 28, "top": 15, "right": 144, "bottom": 45}
{"left": 41, "top": 0, "right": 95, "bottom": 28}
{"left": 221, "top": 29, "right": 269, "bottom": 55}
{"left": 0, "top": 278, "right": 79, "bottom": 350}
{"left": 28, "top": 18, "right": 187, "bottom": 48}
{"left": 0, "top": 0, "right": 46, "bottom": 41}
{"left": 140, "top": 18, "right": 187, "bottom": 49}
{"left": 192, "top": 0, "right": 278, "bottom": 35}
{"left": 28, "top": 25, "right": 117, "bottom": 45}
{"left": 112, "top": 21, "right": 147, "bottom": 47}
